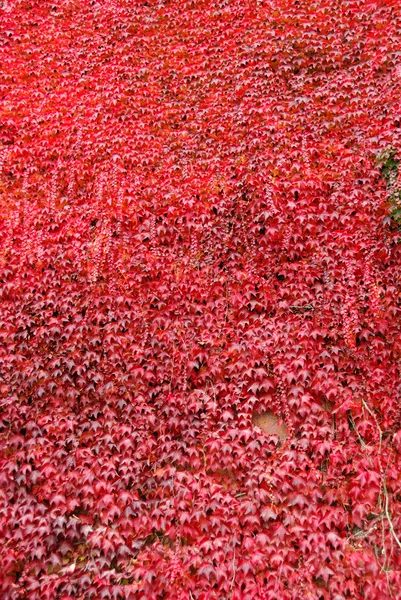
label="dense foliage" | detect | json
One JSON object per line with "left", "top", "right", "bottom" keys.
{"left": 1, "top": 0, "right": 401, "bottom": 598}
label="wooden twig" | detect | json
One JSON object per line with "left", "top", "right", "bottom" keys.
{"left": 383, "top": 479, "right": 401, "bottom": 549}
{"left": 360, "top": 398, "right": 401, "bottom": 550}
{"left": 290, "top": 303, "right": 314, "bottom": 314}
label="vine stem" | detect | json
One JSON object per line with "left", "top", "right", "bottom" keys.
{"left": 383, "top": 479, "right": 401, "bottom": 549}
{"left": 360, "top": 397, "right": 401, "bottom": 550}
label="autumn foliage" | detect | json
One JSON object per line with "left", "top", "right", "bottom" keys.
{"left": 2, "top": 0, "right": 401, "bottom": 598}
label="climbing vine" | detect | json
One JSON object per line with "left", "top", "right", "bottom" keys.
{"left": 1, "top": 0, "right": 401, "bottom": 599}
{"left": 376, "top": 147, "right": 401, "bottom": 227}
